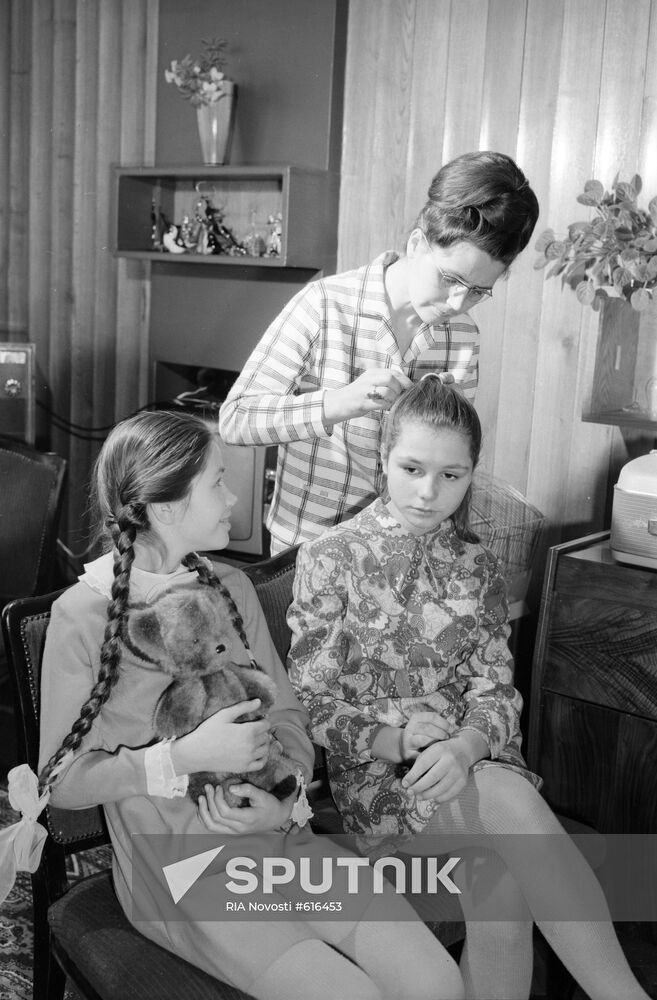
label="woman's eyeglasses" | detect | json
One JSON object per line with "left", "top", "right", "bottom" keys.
{"left": 421, "top": 233, "right": 494, "bottom": 304}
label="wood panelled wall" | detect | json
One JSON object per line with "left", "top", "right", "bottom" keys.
{"left": 339, "top": 0, "right": 657, "bottom": 570}
{"left": 0, "top": 0, "right": 158, "bottom": 550}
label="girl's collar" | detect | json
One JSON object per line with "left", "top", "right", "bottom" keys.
{"left": 80, "top": 550, "right": 212, "bottom": 602}
{"left": 363, "top": 500, "right": 458, "bottom": 601}
{"left": 368, "top": 497, "right": 455, "bottom": 542}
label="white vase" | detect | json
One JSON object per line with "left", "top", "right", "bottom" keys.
{"left": 196, "top": 82, "right": 236, "bottom": 165}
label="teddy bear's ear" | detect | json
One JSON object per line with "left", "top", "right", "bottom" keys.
{"left": 126, "top": 606, "right": 165, "bottom": 665}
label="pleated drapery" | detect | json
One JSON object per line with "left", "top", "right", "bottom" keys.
{"left": 0, "top": 0, "right": 158, "bottom": 553}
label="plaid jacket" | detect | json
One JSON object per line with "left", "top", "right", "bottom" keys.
{"left": 218, "top": 252, "right": 480, "bottom": 552}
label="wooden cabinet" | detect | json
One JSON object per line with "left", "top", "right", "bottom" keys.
{"left": 113, "top": 165, "right": 339, "bottom": 270}
{"left": 528, "top": 531, "right": 657, "bottom": 832}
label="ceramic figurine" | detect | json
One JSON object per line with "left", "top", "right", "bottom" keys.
{"left": 244, "top": 210, "right": 266, "bottom": 257}
{"left": 266, "top": 213, "right": 283, "bottom": 257}
{"left": 179, "top": 214, "right": 197, "bottom": 251}
{"left": 163, "top": 224, "right": 187, "bottom": 254}
{"left": 204, "top": 198, "right": 247, "bottom": 256}
{"left": 151, "top": 200, "right": 165, "bottom": 251}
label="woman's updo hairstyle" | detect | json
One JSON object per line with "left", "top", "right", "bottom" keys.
{"left": 415, "top": 151, "right": 539, "bottom": 266}
{"left": 381, "top": 375, "right": 482, "bottom": 542}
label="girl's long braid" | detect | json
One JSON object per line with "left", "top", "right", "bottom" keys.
{"left": 38, "top": 505, "right": 141, "bottom": 794}
{"left": 182, "top": 552, "right": 259, "bottom": 668}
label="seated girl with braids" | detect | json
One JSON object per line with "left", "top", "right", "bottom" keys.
{"left": 3, "top": 409, "right": 465, "bottom": 1000}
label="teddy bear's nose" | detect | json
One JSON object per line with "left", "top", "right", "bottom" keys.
{"left": 216, "top": 643, "right": 226, "bottom": 654}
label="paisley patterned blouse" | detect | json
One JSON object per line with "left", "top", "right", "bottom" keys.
{"left": 287, "top": 498, "right": 541, "bottom": 853}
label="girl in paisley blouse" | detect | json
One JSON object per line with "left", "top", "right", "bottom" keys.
{"left": 288, "top": 376, "right": 650, "bottom": 1000}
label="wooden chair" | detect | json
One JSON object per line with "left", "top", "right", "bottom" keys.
{"left": 0, "top": 435, "right": 67, "bottom": 609}
{"left": 1, "top": 545, "right": 465, "bottom": 1000}
{"left": 0, "top": 436, "right": 66, "bottom": 694}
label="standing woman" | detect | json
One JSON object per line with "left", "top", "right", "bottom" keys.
{"left": 219, "top": 150, "right": 539, "bottom": 553}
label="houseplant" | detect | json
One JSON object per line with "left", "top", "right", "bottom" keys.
{"left": 164, "top": 37, "right": 236, "bottom": 165}
{"left": 534, "top": 174, "right": 657, "bottom": 311}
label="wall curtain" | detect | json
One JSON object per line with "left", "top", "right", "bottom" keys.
{"left": 0, "top": 0, "right": 158, "bottom": 554}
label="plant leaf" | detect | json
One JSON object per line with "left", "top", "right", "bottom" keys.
{"left": 616, "top": 182, "right": 637, "bottom": 203}
{"left": 533, "top": 256, "right": 550, "bottom": 270}
{"left": 576, "top": 280, "right": 596, "bottom": 305}
{"left": 534, "top": 229, "right": 555, "bottom": 251}
{"left": 649, "top": 197, "right": 657, "bottom": 225}
{"left": 546, "top": 261, "right": 567, "bottom": 280}
{"left": 545, "top": 239, "right": 567, "bottom": 259}
{"left": 613, "top": 265, "right": 634, "bottom": 290}
{"left": 619, "top": 247, "right": 641, "bottom": 265}
{"left": 577, "top": 179, "right": 604, "bottom": 206}
{"left": 646, "top": 256, "right": 657, "bottom": 279}
{"left": 630, "top": 287, "right": 652, "bottom": 311}
{"left": 591, "top": 289, "right": 607, "bottom": 311}
{"left": 568, "top": 221, "right": 594, "bottom": 240}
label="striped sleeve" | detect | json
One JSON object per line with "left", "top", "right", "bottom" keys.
{"left": 218, "top": 282, "right": 330, "bottom": 446}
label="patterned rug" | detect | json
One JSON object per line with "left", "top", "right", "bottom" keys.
{"left": 0, "top": 782, "right": 112, "bottom": 1000}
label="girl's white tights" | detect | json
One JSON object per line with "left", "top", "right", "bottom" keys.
{"left": 247, "top": 912, "right": 465, "bottom": 1000}
{"left": 410, "top": 767, "right": 650, "bottom": 1000}
{"left": 451, "top": 856, "right": 533, "bottom": 1000}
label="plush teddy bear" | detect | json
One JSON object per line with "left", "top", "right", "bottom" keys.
{"left": 126, "top": 587, "right": 298, "bottom": 807}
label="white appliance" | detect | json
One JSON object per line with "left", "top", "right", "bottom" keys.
{"left": 610, "top": 450, "right": 657, "bottom": 569}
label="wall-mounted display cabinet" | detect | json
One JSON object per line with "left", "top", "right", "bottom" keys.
{"left": 582, "top": 297, "right": 657, "bottom": 432}
{"left": 113, "top": 165, "right": 338, "bottom": 270}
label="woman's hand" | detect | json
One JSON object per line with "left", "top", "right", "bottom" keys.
{"left": 400, "top": 713, "right": 453, "bottom": 760}
{"left": 172, "top": 700, "right": 272, "bottom": 776}
{"left": 322, "top": 368, "right": 413, "bottom": 424}
{"left": 197, "top": 782, "right": 296, "bottom": 835}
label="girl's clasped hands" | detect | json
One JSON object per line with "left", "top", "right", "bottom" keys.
{"left": 399, "top": 713, "right": 477, "bottom": 804}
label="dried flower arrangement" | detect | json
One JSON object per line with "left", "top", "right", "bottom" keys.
{"left": 164, "top": 37, "right": 229, "bottom": 107}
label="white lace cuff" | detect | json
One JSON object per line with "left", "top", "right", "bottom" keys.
{"left": 144, "top": 739, "right": 189, "bottom": 798}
